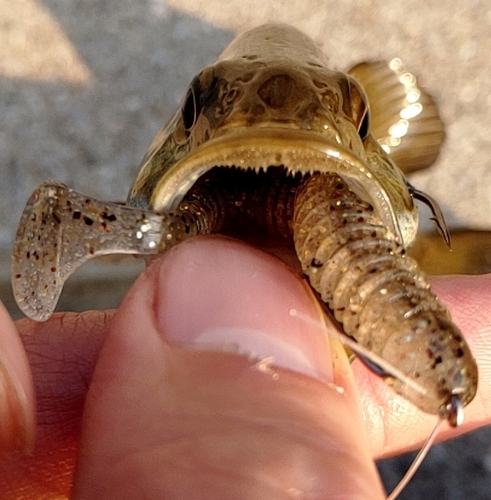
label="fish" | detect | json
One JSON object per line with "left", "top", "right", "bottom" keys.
{"left": 12, "top": 24, "right": 477, "bottom": 428}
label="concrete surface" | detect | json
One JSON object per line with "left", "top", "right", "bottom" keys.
{"left": 1, "top": 0, "right": 491, "bottom": 498}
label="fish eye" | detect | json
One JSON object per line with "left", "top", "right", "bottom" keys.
{"left": 182, "top": 76, "right": 202, "bottom": 136}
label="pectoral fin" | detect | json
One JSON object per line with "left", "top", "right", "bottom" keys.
{"left": 348, "top": 60, "right": 445, "bottom": 173}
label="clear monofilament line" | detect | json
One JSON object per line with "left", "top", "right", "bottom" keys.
{"left": 12, "top": 181, "right": 210, "bottom": 321}
{"left": 386, "top": 416, "right": 443, "bottom": 500}
{"left": 289, "top": 309, "right": 429, "bottom": 398}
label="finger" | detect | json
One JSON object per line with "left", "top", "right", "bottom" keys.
{"left": 0, "top": 301, "right": 35, "bottom": 456}
{"left": 73, "top": 236, "right": 385, "bottom": 499}
{"left": 356, "top": 273, "right": 491, "bottom": 458}
{"left": 0, "top": 310, "right": 114, "bottom": 498}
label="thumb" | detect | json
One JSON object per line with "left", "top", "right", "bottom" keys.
{"left": 73, "top": 236, "right": 385, "bottom": 500}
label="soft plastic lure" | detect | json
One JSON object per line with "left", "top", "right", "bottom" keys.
{"left": 12, "top": 25, "right": 477, "bottom": 431}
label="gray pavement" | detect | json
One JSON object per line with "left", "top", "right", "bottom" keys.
{"left": 1, "top": 1, "right": 491, "bottom": 498}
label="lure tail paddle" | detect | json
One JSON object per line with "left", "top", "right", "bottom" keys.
{"left": 11, "top": 181, "right": 212, "bottom": 321}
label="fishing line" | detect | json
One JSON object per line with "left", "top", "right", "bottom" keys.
{"left": 289, "top": 308, "right": 428, "bottom": 397}
{"left": 386, "top": 416, "right": 442, "bottom": 500}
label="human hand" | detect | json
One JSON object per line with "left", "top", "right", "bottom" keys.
{"left": 0, "top": 236, "right": 490, "bottom": 499}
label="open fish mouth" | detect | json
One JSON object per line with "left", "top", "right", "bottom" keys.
{"left": 142, "top": 127, "right": 404, "bottom": 245}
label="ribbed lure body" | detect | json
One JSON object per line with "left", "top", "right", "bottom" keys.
{"left": 293, "top": 174, "right": 476, "bottom": 416}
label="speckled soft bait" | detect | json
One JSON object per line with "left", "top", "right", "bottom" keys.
{"left": 12, "top": 25, "right": 477, "bottom": 428}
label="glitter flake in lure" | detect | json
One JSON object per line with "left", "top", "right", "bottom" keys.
{"left": 12, "top": 25, "right": 477, "bottom": 431}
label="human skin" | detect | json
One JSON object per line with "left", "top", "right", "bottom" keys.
{"left": 0, "top": 236, "right": 490, "bottom": 499}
